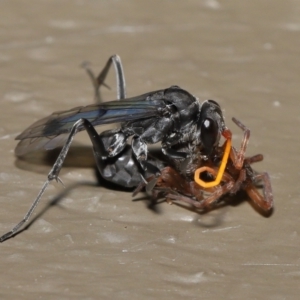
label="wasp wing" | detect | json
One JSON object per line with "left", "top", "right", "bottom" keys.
{"left": 15, "top": 90, "right": 165, "bottom": 156}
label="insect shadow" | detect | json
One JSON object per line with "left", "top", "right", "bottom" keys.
{"left": 14, "top": 144, "right": 165, "bottom": 218}
{"left": 14, "top": 143, "right": 232, "bottom": 231}
{"left": 7, "top": 180, "right": 99, "bottom": 239}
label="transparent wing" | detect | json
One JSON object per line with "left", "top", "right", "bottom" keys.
{"left": 15, "top": 90, "right": 165, "bottom": 156}
{"left": 15, "top": 134, "right": 70, "bottom": 156}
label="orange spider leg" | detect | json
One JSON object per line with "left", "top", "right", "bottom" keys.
{"left": 245, "top": 172, "right": 273, "bottom": 213}
{"left": 229, "top": 117, "right": 250, "bottom": 169}
{"left": 194, "top": 136, "right": 232, "bottom": 188}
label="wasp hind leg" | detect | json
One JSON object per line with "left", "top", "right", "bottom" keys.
{"left": 0, "top": 118, "right": 93, "bottom": 242}
{"left": 82, "top": 54, "right": 126, "bottom": 103}
{"left": 0, "top": 118, "right": 128, "bottom": 242}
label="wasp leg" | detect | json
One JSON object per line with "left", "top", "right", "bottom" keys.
{"left": 0, "top": 118, "right": 90, "bottom": 242}
{"left": 85, "top": 122, "right": 149, "bottom": 188}
{"left": 86, "top": 126, "right": 162, "bottom": 189}
{"left": 82, "top": 54, "right": 126, "bottom": 103}
{"left": 96, "top": 129, "right": 128, "bottom": 158}
{"left": 230, "top": 117, "right": 251, "bottom": 170}
{"left": 0, "top": 117, "right": 132, "bottom": 242}
{"left": 132, "top": 136, "right": 161, "bottom": 176}
{"left": 246, "top": 172, "right": 273, "bottom": 213}
{"left": 132, "top": 174, "right": 157, "bottom": 197}
{"left": 162, "top": 147, "right": 187, "bottom": 159}
{"left": 161, "top": 131, "right": 188, "bottom": 159}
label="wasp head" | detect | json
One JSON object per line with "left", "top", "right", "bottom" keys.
{"left": 198, "top": 100, "right": 226, "bottom": 156}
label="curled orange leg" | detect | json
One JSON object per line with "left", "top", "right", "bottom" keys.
{"left": 194, "top": 138, "right": 232, "bottom": 188}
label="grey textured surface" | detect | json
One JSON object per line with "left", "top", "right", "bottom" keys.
{"left": 0, "top": 1, "right": 298, "bottom": 299}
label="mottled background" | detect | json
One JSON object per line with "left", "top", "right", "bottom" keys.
{"left": 0, "top": 0, "right": 299, "bottom": 299}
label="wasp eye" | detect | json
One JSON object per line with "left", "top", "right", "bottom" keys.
{"left": 200, "top": 118, "right": 219, "bottom": 154}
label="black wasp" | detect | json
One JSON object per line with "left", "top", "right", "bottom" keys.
{"left": 0, "top": 55, "right": 229, "bottom": 242}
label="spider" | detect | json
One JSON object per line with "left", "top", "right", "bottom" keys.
{"left": 140, "top": 117, "right": 273, "bottom": 215}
